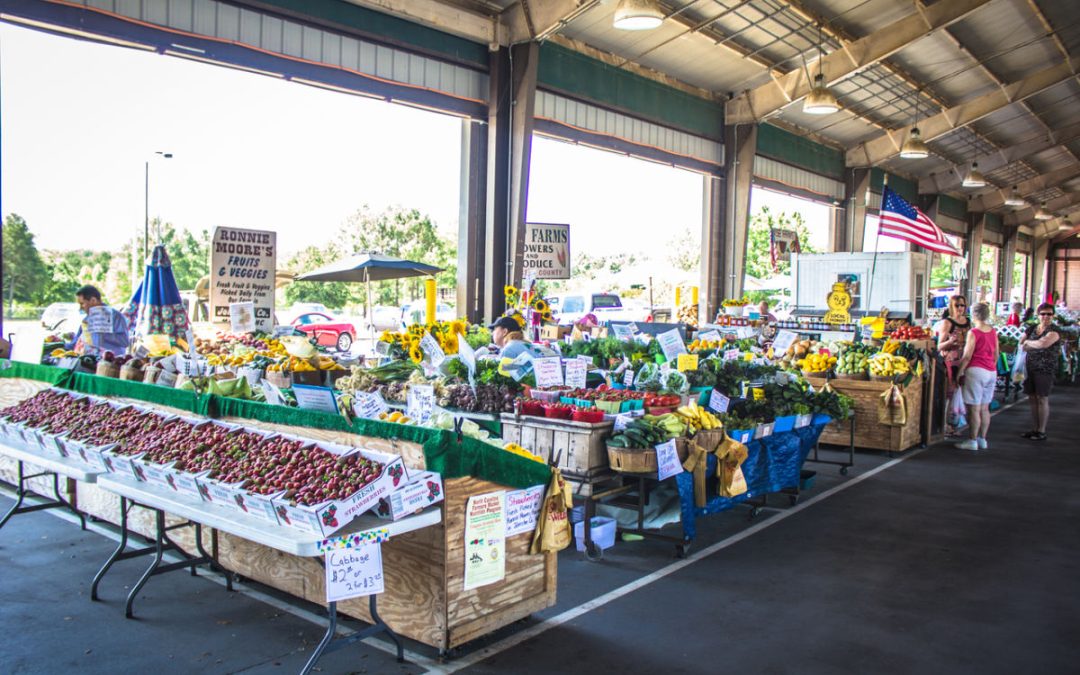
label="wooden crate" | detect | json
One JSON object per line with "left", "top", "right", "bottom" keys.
{"left": 500, "top": 413, "right": 613, "bottom": 475}
{"left": 806, "top": 375, "right": 923, "bottom": 453}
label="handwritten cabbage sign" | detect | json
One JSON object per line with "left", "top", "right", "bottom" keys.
{"left": 210, "top": 226, "right": 276, "bottom": 332}
{"left": 523, "top": 223, "right": 570, "bottom": 279}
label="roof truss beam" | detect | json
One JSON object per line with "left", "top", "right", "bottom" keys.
{"left": 970, "top": 165, "right": 1080, "bottom": 212}
{"left": 850, "top": 56, "right": 1080, "bottom": 167}
{"left": 341, "top": 0, "right": 497, "bottom": 45}
{"left": 725, "top": 0, "right": 991, "bottom": 124}
{"left": 1005, "top": 191, "right": 1080, "bottom": 226}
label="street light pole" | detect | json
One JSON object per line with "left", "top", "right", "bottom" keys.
{"left": 144, "top": 151, "right": 173, "bottom": 262}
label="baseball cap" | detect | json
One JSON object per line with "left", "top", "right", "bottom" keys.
{"left": 489, "top": 316, "right": 520, "bottom": 331}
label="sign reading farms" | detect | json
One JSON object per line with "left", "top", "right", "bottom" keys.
{"left": 210, "top": 226, "right": 276, "bottom": 332}
{"left": 523, "top": 223, "right": 570, "bottom": 279}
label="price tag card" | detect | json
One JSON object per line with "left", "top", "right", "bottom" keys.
{"left": 292, "top": 384, "right": 340, "bottom": 415}
{"left": 752, "top": 387, "right": 765, "bottom": 401}
{"left": 577, "top": 355, "right": 594, "bottom": 366}
{"left": 736, "top": 326, "right": 757, "bottom": 339}
{"left": 697, "top": 330, "right": 722, "bottom": 343}
{"left": 419, "top": 333, "right": 446, "bottom": 367}
{"left": 229, "top": 301, "right": 256, "bottom": 334}
{"left": 353, "top": 392, "right": 389, "bottom": 420}
{"left": 325, "top": 543, "right": 384, "bottom": 602}
{"left": 676, "top": 354, "right": 699, "bottom": 372}
{"left": 86, "top": 305, "right": 113, "bottom": 334}
{"left": 657, "top": 328, "right": 687, "bottom": 362}
{"left": 261, "top": 380, "right": 284, "bottom": 406}
{"left": 611, "top": 323, "right": 634, "bottom": 340}
{"left": 655, "top": 439, "right": 684, "bottom": 481}
{"left": 723, "top": 349, "right": 740, "bottom": 361}
{"left": 623, "top": 368, "right": 635, "bottom": 388}
{"left": 772, "top": 330, "right": 797, "bottom": 353}
{"left": 625, "top": 322, "right": 640, "bottom": 336}
{"left": 407, "top": 384, "right": 435, "bottom": 424}
{"left": 532, "top": 357, "right": 564, "bottom": 388}
{"left": 708, "top": 389, "right": 730, "bottom": 414}
{"left": 564, "top": 358, "right": 588, "bottom": 389}
{"left": 613, "top": 413, "right": 632, "bottom": 432}
{"left": 504, "top": 486, "right": 545, "bottom": 537}
{"left": 273, "top": 325, "right": 296, "bottom": 338}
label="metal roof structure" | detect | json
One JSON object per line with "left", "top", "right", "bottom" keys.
{"left": 336, "top": 0, "right": 1079, "bottom": 240}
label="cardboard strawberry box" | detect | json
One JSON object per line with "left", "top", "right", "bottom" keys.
{"left": 242, "top": 488, "right": 285, "bottom": 524}
{"left": 100, "top": 447, "right": 144, "bottom": 478}
{"left": 165, "top": 468, "right": 210, "bottom": 501}
{"left": 130, "top": 456, "right": 175, "bottom": 488}
{"left": 375, "top": 471, "right": 444, "bottom": 521}
{"left": 270, "top": 446, "right": 408, "bottom": 536}
{"left": 200, "top": 477, "right": 252, "bottom": 514}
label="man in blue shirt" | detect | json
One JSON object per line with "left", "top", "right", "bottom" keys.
{"left": 68, "top": 285, "right": 130, "bottom": 356}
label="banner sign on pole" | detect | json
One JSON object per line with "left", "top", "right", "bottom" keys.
{"left": 210, "top": 226, "right": 277, "bottom": 332}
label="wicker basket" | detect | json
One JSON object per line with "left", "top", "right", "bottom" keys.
{"left": 95, "top": 362, "right": 119, "bottom": 378}
{"left": 869, "top": 374, "right": 895, "bottom": 382}
{"left": 119, "top": 365, "right": 144, "bottom": 382}
{"left": 801, "top": 369, "right": 829, "bottom": 379}
{"left": 834, "top": 371, "right": 868, "bottom": 380}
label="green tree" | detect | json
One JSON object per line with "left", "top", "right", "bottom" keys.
{"left": 283, "top": 243, "right": 356, "bottom": 309}
{"left": 2, "top": 213, "right": 48, "bottom": 313}
{"left": 336, "top": 205, "right": 457, "bottom": 310}
{"left": 666, "top": 228, "right": 700, "bottom": 274}
{"left": 745, "top": 206, "right": 817, "bottom": 279}
{"left": 40, "top": 249, "right": 114, "bottom": 305}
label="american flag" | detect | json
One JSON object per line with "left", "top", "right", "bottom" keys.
{"left": 879, "top": 186, "right": 961, "bottom": 256}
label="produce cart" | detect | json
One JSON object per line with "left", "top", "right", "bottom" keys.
{"left": 0, "top": 363, "right": 557, "bottom": 656}
{"left": 806, "top": 374, "right": 924, "bottom": 453}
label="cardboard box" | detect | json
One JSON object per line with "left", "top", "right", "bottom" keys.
{"left": 244, "top": 489, "right": 285, "bottom": 524}
{"left": 271, "top": 446, "right": 408, "bottom": 536}
{"left": 100, "top": 447, "right": 143, "bottom": 478}
{"left": 375, "top": 471, "right": 445, "bottom": 521}
{"left": 130, "top": 456, "right": 174, "bottom": 488}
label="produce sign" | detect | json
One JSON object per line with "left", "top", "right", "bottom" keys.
{"left": 523, "top": 223, "right": 570, "bottom": 279}
{"left": 210, "top": 226, "right": 276, "bottom": 333}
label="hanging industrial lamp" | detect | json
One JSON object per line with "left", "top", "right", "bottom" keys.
{"left": 961, "top": 161, "right": 986, "bottom": 188}
{"left": 803, "top": 25, "right": 839, "bottom": 115}
{"left": 1058, "top": 217, "right": 1073, "bottom": 231}
{"left": 1004, "top": 185, "right": 1026, "bottom": 207}
{"left": 1035, "top": 201, "right": 1053, "bottom": 220}
{"left": 900, "top": 90, "right": 929, "bottom": 159}
{"left": 613, "top": 0, "right": 664, "bottom": 30}
{"left": 900, "top": 127, "right": 929, "bottom": 159}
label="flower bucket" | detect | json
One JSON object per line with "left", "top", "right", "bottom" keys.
{"left": 812, "top": 413, "right": 832, "bottom": 426}
{"left": 725, "top": 305, "right": 745, "bottom": 317}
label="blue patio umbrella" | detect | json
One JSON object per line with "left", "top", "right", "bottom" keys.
{"left": 124, "top": 245, "right": 191, "bottom": 342}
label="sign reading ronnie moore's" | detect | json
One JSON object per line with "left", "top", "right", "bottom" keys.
{"left": 523, "top": 223, "right": 570, "bottom": 279}
{"left": 210, "top": 226, "right": 277, "bottom": 332}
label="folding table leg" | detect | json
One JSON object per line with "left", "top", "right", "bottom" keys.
{"left": 92, "top": 496, "right": 131, "bottom": 601}
{"left": 51, "top": 473, "right": 85, "bottom": 530}
{"left": 300, "top": 601, "right": 340, "bottom": 675}
{"left": 125, "top": 509, "right": 166, "bottom": 618}
{"left": 0, "top": 460, "right": 27, "bottom": 530}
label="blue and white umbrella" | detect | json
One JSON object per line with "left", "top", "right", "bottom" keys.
{"left": 124, "top": 245, "right": 191, "bottom": 341}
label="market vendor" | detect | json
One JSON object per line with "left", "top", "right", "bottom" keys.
{"left": 67, "top": 285, "right": 130, "bottom": 356}
{"left": 758, "top": 301, "right": 777, "bottom": 323}
{"left": 490, "top": 316, "right": 531, "bottom": 359}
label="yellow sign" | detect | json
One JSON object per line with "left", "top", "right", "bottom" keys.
{"left": 751, "top": 388, "right": 765, "bottom": 401}
{"left": 676, "top": 354, "right": 699, "bottom": 372}
{"left": 823, "top": 282, "right": 852, "bottom": 325}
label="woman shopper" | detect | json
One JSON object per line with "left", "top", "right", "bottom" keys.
{"left": 955, "top": 303, "right": 998, "bottom": 451}
{"left": 936, "top": 295, "right": 971, "bottom": 435}
{"left": 1006, "top": 302, "right": 1024, "bottom": 327}
{"left": 1020, "top": 303, "right": 1061, "bottom": 441}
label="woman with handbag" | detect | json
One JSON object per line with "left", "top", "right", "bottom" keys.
{"left": 955, "top": 303, "right": 998, "bottom": 451}
{"left": 1020, "top": 303, "right": 1061, "bottom": 441}
{"left": 936, "top": 295, "right": 971, "bottom": 435}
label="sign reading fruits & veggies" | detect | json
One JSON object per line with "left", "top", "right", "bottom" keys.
{"left": 464, "top": 491, "right": 506, "bottom": 590}
{"left": 210, "top": 226, "right": 276, "bottom": 332}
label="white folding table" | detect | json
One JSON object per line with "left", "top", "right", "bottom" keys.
{"left": 0, "top": 438, "right": 98, "bottom": 531}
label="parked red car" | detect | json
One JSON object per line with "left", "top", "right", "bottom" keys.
{"left": 291, "top": 312, "right": 356, "bottom": 351}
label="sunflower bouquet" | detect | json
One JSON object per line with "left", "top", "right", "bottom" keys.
{"left": 504, "top": 284, "right": 555, "bottom": 324}
{"left": 379, "top": 319, "right": 469, "bottom": 364}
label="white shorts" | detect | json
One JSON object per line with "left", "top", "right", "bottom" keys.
{"left": 962, "top": 367, "right": 996, "bottom": 406}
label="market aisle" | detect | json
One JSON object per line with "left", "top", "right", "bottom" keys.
{"left": 460, "top": 389, "right": 1080, "bottom": 674}
{"left": 0, "top": 507, "right": 422, "bottom": 675}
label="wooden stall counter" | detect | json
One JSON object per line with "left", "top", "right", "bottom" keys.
{"left": 805, "top": 375, "right": 923, "bottom": 453}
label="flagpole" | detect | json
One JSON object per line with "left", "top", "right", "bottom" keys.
{"left": 867, "top": 174, "right": 885, "bottom": 319}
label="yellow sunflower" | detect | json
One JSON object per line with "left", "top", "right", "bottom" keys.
{"left": 451, "top": 319, "right": 467, "bottom": 335}
{"left": 408, "top": 345, "right": 423, "bottom": 363}
{"left": 379, "top": 331, "right": 396, "bottom": 343}
{"left": 532, "top": 298, "right": 548, "bottom": 313}
{"left": 541, "top": 310, "right": 553, "bottom": 322}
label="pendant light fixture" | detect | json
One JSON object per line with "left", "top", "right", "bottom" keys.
{"left": 803, "top": 24, "right": 839, "bottom": 115}
{"left": 900, "top": 91, "right": 929, "bottom": 159}
{"left": 1004, "top": 185, "right": 1026, "bottom": 207}
{"left": 613, "top": 0, "right": 664, "bottom": 30}
{"left": 1035, "top": 201, "right": 1053, "bottom": 220}
{"left": 1058, "top": 217, "right": 1073, "bottom": 232}
{"left": 961, "top": 161, "right": 986, "bottom": 188}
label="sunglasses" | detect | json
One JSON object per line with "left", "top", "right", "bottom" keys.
{"left": 1039, "top": 312, "right": 1054, "bottom": 317}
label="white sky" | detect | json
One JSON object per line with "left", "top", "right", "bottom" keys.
{"left": 1, "top": 20, "right": 824, "bottom": 273}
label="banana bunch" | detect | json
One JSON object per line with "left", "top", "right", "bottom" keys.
{"left": 378, "top": 410, "right": 415, "bottom": 425}
{"left": 316, "top": 355, "right": 345, "bottom": 371}
{"left": 869, "top": 353, "right": 910, "bottom": 376}
{"left": 503, "top": 442, "right": 544, "bottom": 464}
{"left": 50, "top": 348, "right": 77, "bottom": 358}
{"left": 675, "top": 401, "right": 721, "bottom": 434}
{"left": 797, "top": 352, "right": 837, "bottom": 373}
{"left": 881, "top": 340, "right": 902, "bottom": 354}
{"left": 689, "top": 339, "right": 723, "bottom": 352}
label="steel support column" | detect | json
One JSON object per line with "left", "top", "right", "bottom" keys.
{"left": 458, "top": 119, "right": 487, "bottom": 324}
{"left": 484, "top": 47, "right": 512, "bottom": 323}
{"left": 1031, "top": 239, "right": 1049, "bottom": 307}
{"left": 506, "top": 41, "right": 539, "bottom": 290}
{"left": 722, "top": 123, "right": 757, "bottom": 299}
{"left": 999, "top": 228, "right": 1017, "bottom": 303}
{"left": 700, "top": 174, "right": 726, "bottom": 322}
{"left": 965, "top": 212, "right": 986, "bottom": 302}
{"left": 842, "top": 168, "right": 871, "bottom": 252}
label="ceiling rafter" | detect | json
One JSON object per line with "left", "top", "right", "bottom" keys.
{"left": 1005, "top": 190, "right": 1080, "bottom": 226}
{"left": 847, "top": 56, "right": 1080, "bottom": 167}
{"left": 725, "top": 0, "right": 992, "bottom": 124}
{"left": 970, "top": 165, "right": 1080, "bottom": 212}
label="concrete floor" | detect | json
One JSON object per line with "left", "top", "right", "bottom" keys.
{"left": 2, "top": 388, "right": 1078, "bottom": 674}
